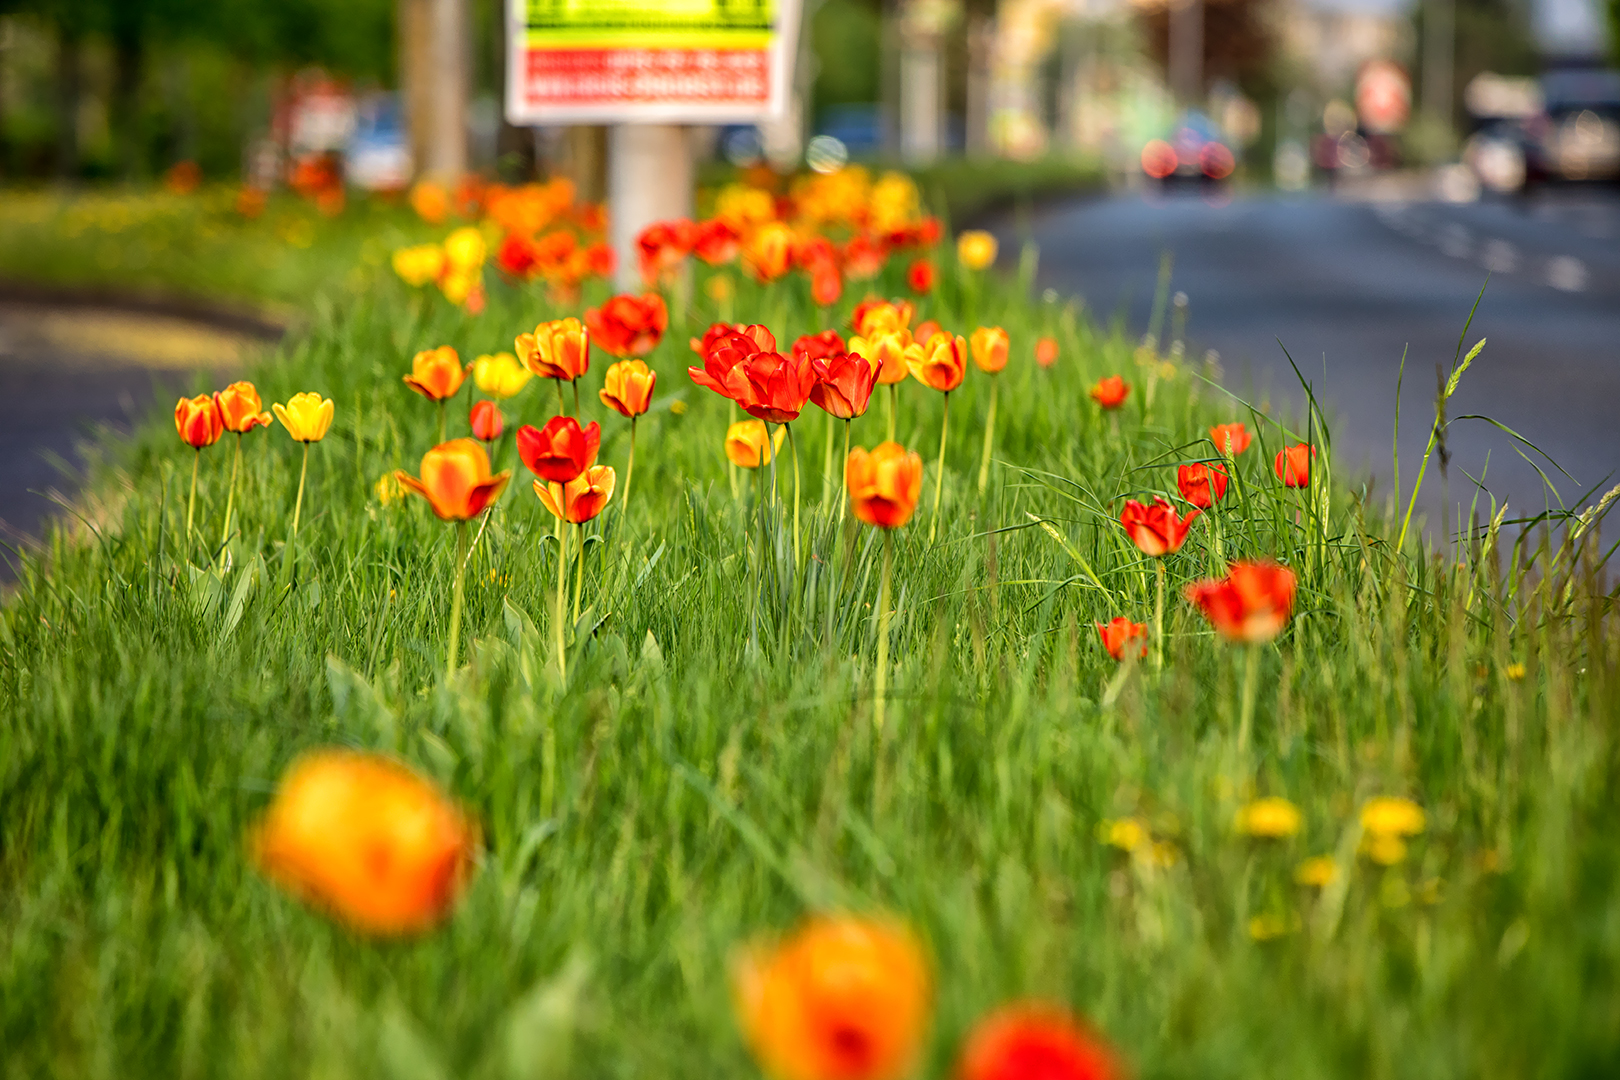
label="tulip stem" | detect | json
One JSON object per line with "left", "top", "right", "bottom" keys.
{"left": 977, "top": 374, "right": 998, "bottom": 496}
{"left": 887, "top": 384, "right": 898, "bottom": 441}
{"left": 446, "top": 520, "right": 468, "bottom": 677}
{"left": 555, "top": 380, "right": 566, "bottom": 416}
{"left": 1237, "top": 643, "right": 1260, "bottom": 754}
{"left": 839, "top": 420, "right": 850, "bottom": 526}
{"left": 437, "top": 400, "right": 446, "bottom": 444}
{"left": 621, "top": 417, "right": 637, "bottom": 523}
{"left": 728, "top": 401, "right": 740, "bottom": 501}
{"left": 185, "top": 447, "right": 200, "bottom": 549}
{"left": 928, "top": 392, "right": 950, "bottom": 544}
{"left": 822, "top": 410, "right": 835, "bottom": 511}
{"left": 1154, "top": 559, "right": 1166, "bottom": 671}
{"left": 572, "top": 523, "right": 585, "bottom": 624}
{"left": 874, "top": 529, "right": 893, "bottom": 731}
{"left": 290, "top": 442, "right": 309, "bottom": 538}
{"left": 572, "top": 379, "right": 580, "bottom": 419}
{"left": 786, "top": 422, "right": 801, "bottom": 569}
{"left": 554, "top": 491, "right": 569, "bottom": 683}
{"left": 220, "top": 434, "right": 241, "bottom": 551}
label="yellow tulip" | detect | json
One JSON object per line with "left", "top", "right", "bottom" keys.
{"left": 472, "top": 352, "right": 533, "bottom": 399}
{"left": 273, "top": 392, "right": 334, "bottom": 443}
{"left": 957, "top": 230, "right": 998, "bottom": 270}
{"left": 443, "top": 226, "right": 487, "bottom": 269}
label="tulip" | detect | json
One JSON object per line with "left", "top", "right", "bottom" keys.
{"left": 730, "top": 350, "right": 816, "bottom": 565}
{"left": 516, "top": 316, "right": 591, "bottom": 414}
{"left": 852, "top": 298, "right": 913, "bottom": 339}
{"left": 443, "top": 226, "right": 486, "bottom": 270}
{"left": 534, "top": 464, "right": 616, "bottom": 681}
{"left": 251, "top": 750, "right": 476, "bottom": 935}
{"left": 843, "top": 234, "right": 887, "bottom": 279}
{"left": 691, "top": 320, "right": 744, "bottom": 358}
{"left": 1096, "top": 617, "right": 1148, "bottom": 662}
{"left": 905, "top": 332, "right": 967, "bottom": 542}
{"left": 175, "top": 394, "right": 224, "bottom": 545}
{"left": 472, "top": 351, "right": 533, "bottom": 399}
{"left": 958, "top": 1003, "right": 1121, "bottom": 1080}
{"left": 811, "top": 262, "right": 842, "bottom": 306}
{"left": 957, "top": 229, "right": 999, "bottom": 271}
{"left": 733, "top": 916, "right": 931, "bottom": 1080}
{"left": 810, "top": 350, "right": 878, "bottom": 516}
{"left": 847, "top": 442, "right": 924, "bottom": 730}
{"left": 636, "top": 218, "right": 696, "bottom": 284}
{"left": 1177, "top": 462, "right": 1229, "bottom": 508}
{"left": 970, "top": 326, "right": 1009, "bottom": 494}
{"left": 409, "top": 180, "right": 450, "bottom": 223}
{"left": 914, "top": 319, "right": 942, "bottom": 345}
{"left": 212, "top": 381, "right": 273, "bottom": 549}
{"left": 1121, "top": 496, "right": 1200, "bottom": 667}
{"left": 694, "top": 218, "right": 742, "bottom": 265}
{"left": 792, "top": 329, "right": 845, "bottom": 363}
{"left": 470, "top": 399, "right": 503, "bottom": 443}
{"left": 846, "top": 328, "right": 910, "bottom": 440}
{"left": 1275, "top": 443, "right": 1314, "bottom": 487}
{"left": 404, "top": 345, "right": 467, "bottom": 443}
{"left": 1035, "top": 335, "right": 1059, "bottom": 368}
{"left": 1185, "top": 559, "right": 1298, "bottom": 750}
{"left": 689, "top": 324, "right": 778, "bottom": 401}
{"left": 585, "top": 293, "right": 668, "bottom": 359}
{"left": 392, "top": 243, "right": 445, "bottom": 286}
{"left": 1209, "top": 421, "right": 1251, "bottom": 456}
{"left": 272, "top": 392, "right": 334, "bottom": 540}
{"left": 726, "top": 419, "right": 786, "bottom": 469}
{"left": 599, "top": 359, "right": 656, "bottom": 520}
{"left": 394, "top": 440, "right": 512, "bottom": 672}
{"left": 745, "top": 221, "right": 795, "bottom": 282}
{"left": 1090, "top": 375, "right": 1129, "bottom": 410}
{"left": 517, "top": 415, "right": 601, "bottom": 484}
{"left": 907, "top": 257, "right": 935, "bottom": 293}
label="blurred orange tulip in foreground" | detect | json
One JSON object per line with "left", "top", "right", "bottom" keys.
{"left": 536, "top": 464, "right": 616, "bottom": 523}
{"left": 214, "top": 381, "right": 273, "bottom": 433}
{"left": 585, "top": 293, "right": 668, "bottom": 358}
{"left": 517, "top": 416, "right": 601, "bottom": 484}
{"left": 251, "top": 750, "right": 477, "bottom": 935}
{"left": 958, "top": 1002, "right": 1121, "bottom": 1080}
{"left": 847, "top": 442, "right": 924, "bottom": 528}
{"left": 726, "top": 419, "right": 786, "bottom": 468}
{"left": 1035, "top": 336, "right": 1059, "bottom": 368}
{"left": 403, "top": 345, "right": 467, "bottom": 402}
{"left": 1275, "top": 443, "right": 1314, "bottom": 487}
{"left": 1097, "top": 617, "right": 1149, "bottom": 661}
{"left": 1185, "top": 560, "right": 1298, "bottom": 643}
{"left": 599, "top": 359, "right": 657, "bottom": 418}
{"left": 175, "top": 394, "right": 224, "bottom": 448}
{"left": 1209, "top": 422, "right": 1251, "bottom": 455}
{"left": 733, "top": 915, "right": 932, "bottom": 1080}
{"left": 1090, "top": 376, "right": 1129, "bottom": 410}
{"left": 516, "top": 317, "right": 592, "bottom": 383}
{"left": 1120, "top": 497, "right": 1199, "bottom": 556}
{"left": 396, "top": 439, "right": 512, "bottom": 521}
{"left": 1177, "top": 462, "right": 1229, "bottom": 508}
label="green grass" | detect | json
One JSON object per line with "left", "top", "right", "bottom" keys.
{"left": 0, "top": 243, "right": 1617, "bottom": 1080}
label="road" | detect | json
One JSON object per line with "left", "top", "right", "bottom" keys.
{"left": 0, "top": 299, "right": 263, "bottom": 567}
{"left": 1007, "top": 186, "right": 1620, "bottom": 534}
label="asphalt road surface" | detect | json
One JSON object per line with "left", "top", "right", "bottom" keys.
{"left": 1007, "top": 186, "right": 1620, "bottom": 535}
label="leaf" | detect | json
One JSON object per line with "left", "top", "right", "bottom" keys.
{"left": 497, "top": 953, "right": 592, "bottom": 1080}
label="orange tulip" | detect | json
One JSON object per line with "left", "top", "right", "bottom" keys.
{"left": 535, "top": 464, "right": 616, "bottom": 523}
{"left": 251, "top": 750, "right": 477, "bottom": 935}
{"left": 175, "top": 394, "right": 224, "bottom": 448}
{"left": 469, "top": 400, "right": 503, "bottom": 442}
{"left": 214, "top": 381, "right": 273, "bottom": 433}
{"left": 746, "top": 221, "right": 795, "bottom": 282}
{"left": 958, "top": 1002, "right": 1121, "bottom": 1080}
{"left": 1209, "top": 422, "right": 1251, "bottom": 456}
{"left": 970, "top": 326, "right": 1010, "bottom": 374}
{"left": 1275, "top": 443, "right": 1314, "bottom": 487}
{"left": 852, "top": 298, "right": 913, "bottom": 338}
{"left": 810, "top": 352, "right": 878, "bottom": 420}
{"left": 516, "top": 317, "right": 591, "bottom": 382}
{"left": 733, "top": 915, "right": 932, "bottom": 1080}
{"left": 1090, "top": 376, "right": 1129, "bottom": 410}
{"left": 1120, "top": 497, "right": 1199, "bottom": 556}
{"left": 1096, "top": 617, "right": 1149, "bottom": 661}
{"left": 403, "top": 346, "right": 466, "bottom": 402}
{"left": 726, "top": 419, "right": 787, "bottom": 469}
{"left": 599, "top": 359, "right": 657, "bottom": 418}
{"left": 848, "top": 329, "right": 912, "bottom": 386}
{"left": 913, "top": 320, "right": 942, "bottom": 346}
{"left": 1185, "top": 560, "right": 1298, "bottom": 643}
{"left": 847, "top": 442, "right": 924, "bottom": 529}
{"left": 811, "top": 262, "right": 843, "bottom": 306}
{"left": 1177, "top": 462, "right": 1229, "bottom": 508}
{"left": 395, "top": 439, "right": 512, "bottom": 521}
{"left": 1035, "top": 336, "right": 1059, "bottom": 368}
{"left": 585, "top": 293, "right": 668, "bottom": 358}
{"left": 906, "top": 332, "right": 967, "bottom": 393}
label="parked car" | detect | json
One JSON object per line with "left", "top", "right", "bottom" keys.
{"left": 1140, "top": 111, "right": 1235, "bottom": 188}
{"left": 1523, "top": 68, "right": 1620, "bottom": 189}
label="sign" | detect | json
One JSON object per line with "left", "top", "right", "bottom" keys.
{"left": 507, "top": 0, "right": 802, "bottom": 124}
{"left": 1355, "top": 60, "right": 1410, "bottom": 135}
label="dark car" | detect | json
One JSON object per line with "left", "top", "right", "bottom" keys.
{"left": 1524, "top": 68, "right": 1620, "bottom": 188}
{"left": 1140, "top": 111, "right": 1236, "bottom": 188}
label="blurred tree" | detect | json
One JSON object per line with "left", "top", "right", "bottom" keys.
{"left": 1139, "top": 0, "right": 1277, "bottom": 105}
{"left": 812, "top": 0, "right": 882, "bottom": 115}
{"left": 1413, "top": 0, "right": 1537, "bottom": 127}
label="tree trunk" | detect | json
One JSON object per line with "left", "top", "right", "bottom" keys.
{"left": 113, "top": 33, "right": 146, "bottom": 180}
{"left": 55, "top": 25, "right": 81, "bottom": 183}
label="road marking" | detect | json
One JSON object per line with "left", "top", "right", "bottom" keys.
{"left": 1545, "top": 256, "right": 1587, "bottom": 292}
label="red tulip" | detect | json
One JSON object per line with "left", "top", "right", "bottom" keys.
{"left": 1096, "top": 617, "right": 1148, "bottom": 661}
{"left": 907, "top": 258, "right": 935, "bottom": 293}
{"left": 689, "top": 325, "right": 777, "bottom": 400}
{"left": 469, "top": 400, "right": 503, "bottom": 442}
{"left": 1275, "top": 443, "right": 1314, "bottom": 487}
{"left": 843, "top": 234, "right": 888, "bottom": 279}
{"left": 1209, "top": 422, "right": 1251, "bottom": 456}
{"left": 1035, "top": 336, "right": 1059, "bottom": 368}
{"left": 497, "top": 233, "right": 539, "bottom": 279}
{"left": 1119, "top": 497, "right": 1199, "bottom": 557}
{"left": 584, "top": 293, "right": 667, "bottom": 358}
{"left": 729, "top": 350, "right": 817, "bottom": 424}
{"left": 1177, "top": 462, "right": 1228, "bottom": 508}
{"left": 636, "top": 218, "right": 696, "bottom": 283}
{"left": 516, "top": 416, "right": 600, "bottom": 483}
{"left": 958, "top": 1003, "right": 1121, "bottom": 1080}
{"left": 811, "top": 262, "right": 843, "bottom": 306}
{"left": 175, "top": 394, "right": 225, "bottom": 448}
{"left": 690, "top": 320, "right": 743, "bottom": 357}
{"left": 1185, "top": 560, "right": 1297, "bottom": 643}
{"left": 1090, "top": 376, "right": 1129, "bottom": 410}
{"left": 792, "top": 330, "right": 846, "bottom": 363}
{"left": 693, "top": 218, "right": 741, "bottom": 265}
{"left": 810, "top": 351, "right": 878, "bottom": 420}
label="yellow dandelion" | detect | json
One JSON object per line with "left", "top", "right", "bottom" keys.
{"left": 1295, "top": 856, "right": 1338, "bottom": 888}
{"left": 1247, "top": 913, "right": 1294, "bottom": 941}
{"left": 1362, "top": 833, "right": 1409, "bottom": 866}
{"left": 1098, "top": 817, "right": 1148, "bottom": 853}
{"left": 1235, "top": 796, "right": 1303, "bottom": 839}
{"left": 1505, "top": 662, "right": 1526, "bottom": 681}
{"left": 1360, "top": 796, "right": 1425, "bottom": 838}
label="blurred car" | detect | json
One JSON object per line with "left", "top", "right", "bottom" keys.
{"left": 1140, "top": 112, "right": 1236, "bottom": 188}
{"left": 1463, "top": 117, "right": 1529, "bottom": 194}
{"left": 1523, "top": 68, "right": 1620, "bottom": 188}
